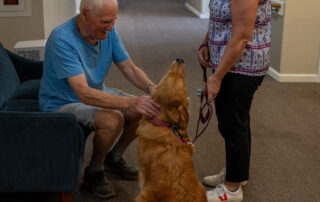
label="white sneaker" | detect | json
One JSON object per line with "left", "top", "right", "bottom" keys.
{"left": 206, "top": 184, "right": 243, "bottom": 202}
{"left": 203, "top": 168, "right": 248, "bottom": 187}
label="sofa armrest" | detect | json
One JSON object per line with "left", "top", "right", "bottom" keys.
{"left": 0, "top": 112, "right": 86, "bottom": 192}
{"left": 6, "top": 49, "right": 43, "bottom": 82}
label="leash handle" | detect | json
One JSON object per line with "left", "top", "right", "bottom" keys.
{"left": 192, "top": 93, "right": 214, "bottom": 144}
{"left": 200, "top": 63, "right": 211, "bottom": 101}
{"left": 199, "top": 93, "right": 210, "bottom": 122}
{"left": 200, "top": 63, "right": 207, "bottom": 83}
{"left": 192, "top": 61, "right": 214, "bottom": 144}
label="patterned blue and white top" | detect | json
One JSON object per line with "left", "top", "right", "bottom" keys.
{"left": 208, "top": 0, "right": 271, "bottom": 76}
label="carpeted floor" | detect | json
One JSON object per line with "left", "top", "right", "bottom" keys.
{"left": 75, "top": 0, "right": 320, "bottom": 201}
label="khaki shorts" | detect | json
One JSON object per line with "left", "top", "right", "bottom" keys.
{"left": 55, "top": 87, "right": 133, "bottom": 131}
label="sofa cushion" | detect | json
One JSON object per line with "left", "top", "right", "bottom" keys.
{"left": 1, "top": 99, "right": 40, "bottom": 112}
{"left": 7, "top": 49, "right": 43, "bottom": 82}
{"left": 0, "top": 43, "right": 21, "bottom": 109}
{"left": 0, "top": 112, "right": 86, "bottom": 191}
{"left": 11, "top": 79, "right": 41, "bottom": 100}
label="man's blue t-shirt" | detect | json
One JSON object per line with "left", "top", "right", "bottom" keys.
{"left": 39, "top": 17, "right": 129, "bottom": 112}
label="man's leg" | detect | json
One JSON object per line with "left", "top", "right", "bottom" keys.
{"left": 57, "top": 103, "right": 124, "bottom": 199}
{"left": 104, "top": 110, "right": 141, "bottom": 180}
{"left": 111, "top": 110, "right": 140, "bottom": 157}
{"left": 90, "top": 109, "right": 124, "bottom": 166}
{"left": 81, "top": 109, "right": 124, "bottom": 199}
{"left": 101, "top": 87, "right": 142, "bottom": 180}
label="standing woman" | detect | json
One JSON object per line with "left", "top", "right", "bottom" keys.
{"left": 198, "top": 0, "right": 271, "bottom": 201}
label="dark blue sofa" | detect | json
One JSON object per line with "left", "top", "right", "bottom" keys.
{"left": 0, "top": 42, "right": 88, "bottom": 193}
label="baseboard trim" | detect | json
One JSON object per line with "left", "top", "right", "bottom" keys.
{"left": 185, "top": 3, "right": 209, "bottom": 19}
{"left": 268, "top": 67, "right": 319, "bottom": 82}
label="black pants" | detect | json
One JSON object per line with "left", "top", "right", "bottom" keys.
{"left": 214, "top": 73, "right": 264, "bottom": 182}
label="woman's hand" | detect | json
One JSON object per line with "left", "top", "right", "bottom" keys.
{"left": 198, "top": 45, "right": 210, "bottom": 68}
{"left": 204, "top": 75, "right": 221, "bottom": 103}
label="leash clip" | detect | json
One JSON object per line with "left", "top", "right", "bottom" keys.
{"left": 171, "top": 123, "right": 187, "bottom": 144}
{"left": 172, "top": 122, "right": 179, "bottom": 131}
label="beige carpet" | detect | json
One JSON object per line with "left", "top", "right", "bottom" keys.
{"left": 75, "top": 0, "right": 320, "bottom": 201}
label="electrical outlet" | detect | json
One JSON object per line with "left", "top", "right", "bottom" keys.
{"left": 271, "top": 0, "right": 285, "bottom": 16}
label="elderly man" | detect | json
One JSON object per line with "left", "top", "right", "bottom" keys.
{"left": 39, "top": 0, "right": 159, "bottom": 199}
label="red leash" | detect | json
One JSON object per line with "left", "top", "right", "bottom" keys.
{"left": 151, "top": 117, "right": 188, "bottom": 144}
{"left": 192, "top": 64, "right": 214, "bottom": 144}
{"left": 192, "top": 93, "right": 214, "bottom": 143}
{"left": 151, "top": 92, "right": 214, "bottom": 145}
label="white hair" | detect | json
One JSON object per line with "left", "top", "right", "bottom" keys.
{"left": 80, "top": 0, "right": 117, "bottom": 15}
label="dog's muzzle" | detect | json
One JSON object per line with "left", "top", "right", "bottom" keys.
{"left": 176, "top": 58, "right": 184, "bottom": 64}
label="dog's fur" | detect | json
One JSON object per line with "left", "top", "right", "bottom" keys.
{"left": 136, "top": 60, "right": 207, "bottom": 202}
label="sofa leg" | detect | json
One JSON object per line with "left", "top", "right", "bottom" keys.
{"left": 61, "top": 192, "right": 74, "bottom": 202}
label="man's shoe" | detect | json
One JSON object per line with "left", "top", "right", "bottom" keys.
{"left": 80, "top": 167, "right": 116, "bottom": 199}
{"left": 104, "top": 154, "right": 139, "bottom": 180}
{"left": 206, "top": 184, "right": 243, "bottom": 202}
{"left": 203, "top": 168, "right": 248, "bottom": 187}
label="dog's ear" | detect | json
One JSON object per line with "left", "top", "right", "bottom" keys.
{"left": 177, "top": 103, "right": 189, "bottom": 129}
{"left": 163, "top": 104, "right": 188, "bottom": 130}
{"left": 165, "top": 107, "right": 180, "bottom": 123}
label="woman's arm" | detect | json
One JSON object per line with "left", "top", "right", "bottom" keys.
{"left": 198, "top": 32, "right": 210, "bottom": 68}
{"left": 206, "top": 0, "right": 259, "bottom": 101}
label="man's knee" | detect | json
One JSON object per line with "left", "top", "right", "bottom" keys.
{"left": 124, "top": 110, "right": 142, "bottom": 122}
{"left": 95, "top": 109, "right": 124, "bottom": 133}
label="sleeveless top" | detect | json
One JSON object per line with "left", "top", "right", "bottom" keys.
{"left": 208, "top": 0, "right": 271, "bottom": 76}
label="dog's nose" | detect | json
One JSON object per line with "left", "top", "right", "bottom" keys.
{"left": 176, "top": 58, "right": 184, "bottom": 64}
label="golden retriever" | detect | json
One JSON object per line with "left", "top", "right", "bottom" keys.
{"left": 136, "top": 59, "right": 207, "bottom": 202}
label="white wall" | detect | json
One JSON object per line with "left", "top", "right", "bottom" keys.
{"left": 0, "top": 0, "right": 77, "bottom": 50}
{"left": 269, "top": 0, "right": 320, "bottom": 82}
{"left": 280, "top": 0, "right": 320, "bottom": 75}
{"left": 0, "top": 0, "right": 44, "bottom": 50}
{"left": 75, "top": 0, "right": 81, "bottom": 14}
{"left": 202, "top": 0, "right": 210, "bottom": 16}
{"left": 270, "top": 13, "right": 284, "bottom": 73}
{"left": 185, "top": 0, "right": 209, "bottom": 19}
{"left": 43, "top": 0, "right": 77, "bottom": 39}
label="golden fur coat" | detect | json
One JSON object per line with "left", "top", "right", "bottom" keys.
{"left": 136, "top": 59, "right": 207, "bottom": 202}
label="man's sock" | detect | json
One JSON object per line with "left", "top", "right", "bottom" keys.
{"left": 110, "top": 145, "right": 126, "bottom": 162}
{"left": 87, "top": 161, "right": 104, "bottom": 174}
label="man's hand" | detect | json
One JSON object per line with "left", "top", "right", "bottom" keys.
{"left": 148, "top": 84, "right": 157, "bottom": 95}
{"left": 129, "top": 96, "right": 160, "bottom": 117}
{"left": 198, "top": 45, "right": 210, "bottom": 68}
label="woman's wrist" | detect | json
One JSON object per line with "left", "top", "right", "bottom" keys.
{"left": 199, "top": 41, "right": 208, "bottom": 50}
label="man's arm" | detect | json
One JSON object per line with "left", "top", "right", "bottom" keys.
{"left": 67, "top": 74, "right": 159, "bottom": 116}
{"left": 115, "top": 59, "right": 156, "bottom": 94}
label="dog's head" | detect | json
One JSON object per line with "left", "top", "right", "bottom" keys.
{"left": 152, "top": 58, "right": 189, "bottom": 130}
